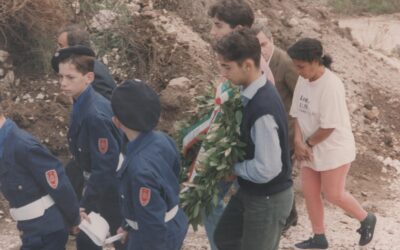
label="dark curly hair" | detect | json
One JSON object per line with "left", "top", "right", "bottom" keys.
{"left": 214, "top": 28, "right": 261, "bottom": 68}
{"left": 287, "top": 38, "right": 332, "bottom": 69}
{"left": 208, "top": 0, "right": 254, "bottom": 28}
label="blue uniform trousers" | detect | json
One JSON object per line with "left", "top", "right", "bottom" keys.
{"left": 20, "top": 228, "right": 68, "bottom": 250}
{"left": 76, "top": 189, "right": 125, "bottom": 250}
{"left": 77, "top": 232, "right": 125, "bottom": 250}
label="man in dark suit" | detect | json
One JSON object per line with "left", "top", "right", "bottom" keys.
{"left": 252, "top": 18, "right": 299, "bottom": 233}
{"left": 57, "top": 24, "right": 116, "bottom": 100}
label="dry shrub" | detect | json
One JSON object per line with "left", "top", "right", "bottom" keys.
{"left": 112, "top": 22, "right": 152, "bottom": 83}
{"left": 153, "top": 0, "right": 212, "bottom": 37}
{"left": 105, "top": 17, "right": 168, "bottom": 90}
{"left": 110, "top": 16, "right": 194, "bottom": 91}
{"left": 153, "top": 0, "right": 179, "bottom": 9}
{"left": 0, "top": 0, "right": 69, "bottom": 73}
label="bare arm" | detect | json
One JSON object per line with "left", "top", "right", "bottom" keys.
{"left": 293, "top": 118, "right": 312, "bottom": 161}
{"left": 293, "top": 118, "right": 303, "bottom": 144}
{"left": 306, "top": 127, "right": 334, "bottom": 146}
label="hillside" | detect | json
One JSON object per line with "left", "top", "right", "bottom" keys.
{"left": 0, "top": 0, "right": 399, "bottom": 249}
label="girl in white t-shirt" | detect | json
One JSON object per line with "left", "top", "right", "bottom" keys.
{"left": 287, "top": 38, "right": 376, "bottom": 249}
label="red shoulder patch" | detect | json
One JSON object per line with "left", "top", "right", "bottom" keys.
{"left": 45, "top": 170, "right": 58, "bottom": 189}
{"left": 139, "top": 187, "right": 151, "bottom": 206}
{"left": 98, "top": 138, "right": 108, "bottom": 154}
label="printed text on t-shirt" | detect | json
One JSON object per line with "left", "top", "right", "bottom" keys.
{"left": 299, "top": 95, "right": 310, "bottom": 114}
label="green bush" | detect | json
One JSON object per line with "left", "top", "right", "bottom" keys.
{"left": 328, "top": 0, "right": 400, "bottom": 14}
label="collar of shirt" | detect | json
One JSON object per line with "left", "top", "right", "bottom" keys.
{"left": 240, "top": 74, "right": 267, "bottom": 106}
{"left": 267, "top": 46, "right": 275, "bottom": 66}
{"left": 126, "top": 131, "right": 154, "bottom": 155}
{"left": 118, "top": 131, "right": 153, "bottom": 176}
{"left": 0, "top": 119, "right": 15, "bottom": 158}
{"left": 72, "top": 86, "right": 92, "bottom": 118}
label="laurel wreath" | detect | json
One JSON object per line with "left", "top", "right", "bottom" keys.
{"left": 176, "top": 82, "right": 246, "bottom": 229}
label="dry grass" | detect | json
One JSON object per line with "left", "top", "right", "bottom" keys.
{"left": 153, "top": 0, "right": 179, "bottom": 9}
{"left": 0, "top": 0, "right": 69, "bottom": 72}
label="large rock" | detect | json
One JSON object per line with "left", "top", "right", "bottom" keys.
{"left": 0, "top": 50, "right": 9, "bottom": 63}
{"left": 126, "top": 3, "right": 141, "bottom": 14}
{"left": 2, "top": 70, "right": 14, "bottom": 87}
{"left": 364, "top": 106, "right": 380, "bottom": 121}
{"left": 160, "top": 77, "right": 194, "bottom": 110}
{"left": 90, "top": 10, "right": 118, "bottom": 31}
{"left": 159, "top": 77, "right": 196, "bottom": 133}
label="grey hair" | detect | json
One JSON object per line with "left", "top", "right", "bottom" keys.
{"left": 251, "top": 18, "right": 273, "bottom": 40}
{"left": 58, "top": 24, "right": 91, "bottom": 47}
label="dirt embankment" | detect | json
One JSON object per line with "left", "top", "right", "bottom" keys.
{"left": 1, "top": 0, "right": 400, "bottom": 249}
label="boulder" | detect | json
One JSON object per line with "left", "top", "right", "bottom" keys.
{"left": 0, "top": 50, "right": 9, "bottom": 63}
{"left": 160, "top": 77, "right": 193, "bottom": 110}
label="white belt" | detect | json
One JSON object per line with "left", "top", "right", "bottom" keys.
{"left": 125, "top": 205, "right": 179, "bottom": 230}
{"left": 10, "top": 195, "right": 55, "bottom": 221}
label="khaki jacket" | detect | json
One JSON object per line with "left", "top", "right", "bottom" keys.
{"left": 269, "top": 47, "right": 299, "bottom": 149}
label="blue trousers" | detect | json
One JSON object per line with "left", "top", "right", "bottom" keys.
{"left": 77, "top": 231, "right": 125, "bottom": 250}
{"left": 20, "top": 228, "right": 68, "bottom": 250}
{"left": 76, "top": 202, "right": 126, "bottom": 250}
{"left": 76, "top": 191, "right": 125, "bottom": 250}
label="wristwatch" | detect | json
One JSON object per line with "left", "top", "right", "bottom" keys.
{"left": 305, "top": 139, "right": 313, "bottom": 148}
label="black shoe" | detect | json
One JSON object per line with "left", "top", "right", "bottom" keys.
{"left": 294, "top": 235, "right": 329, "bottom": 249}
{"left": 357, "top": 213, "right": 377, "bottom": 246}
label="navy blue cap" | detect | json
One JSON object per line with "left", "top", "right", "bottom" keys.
{"left": 51, "top": 45, "right": 95, "bottom": 72}
{"left": 111, "top": 79, "right": 161, "bottom": 132}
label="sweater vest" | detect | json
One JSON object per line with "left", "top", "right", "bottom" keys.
{"left": 237, "top": 81, "right": 293, "bottom": 196}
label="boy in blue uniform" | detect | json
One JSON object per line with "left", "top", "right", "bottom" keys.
{"left": 56, "top": 24, "right": 117, "bottom": 201}
{"left": 0, "top": 108, "right": 80, "bottom": 249}
{"left": 111, "top": 80, "right": 188, "bottom": 249}
{"left": 51, "top": 45, "right": 125, "bottom": 250}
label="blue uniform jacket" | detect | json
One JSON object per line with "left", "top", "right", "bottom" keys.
{"left": 92, "top": 60, "right": 116, "bottom": 100}
{"left": 118, "top": 131, "right": 188, "bottom": 250}
{"left": 0, "top": 119, "right": 80, "bottom": 236}
{"left": 68, "top": 86, "right": 123, "bottom": 212}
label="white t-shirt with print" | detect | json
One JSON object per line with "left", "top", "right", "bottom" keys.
{"left": 290, "top": 69, "right": 356, "bottom": 171}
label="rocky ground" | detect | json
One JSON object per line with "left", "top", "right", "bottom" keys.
{"left": 1, "top": 0, "right": 400, "bottom": 249}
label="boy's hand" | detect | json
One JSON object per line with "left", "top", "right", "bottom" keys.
{"left": 80, "top": 208, "right": 91, "bottom": 223}
{"left": 224, "top": 174, "right": 236, "bottom": 182}
{"left": 117, "top": 227, "right": 128, "bottom": 244}
{"left": 70, "top": 226, "right": 80, "bottom": 235}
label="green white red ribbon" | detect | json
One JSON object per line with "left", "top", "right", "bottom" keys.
{"left": 182, "top": 81, "right": 233, "bottom": 186}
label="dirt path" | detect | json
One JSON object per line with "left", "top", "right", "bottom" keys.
{"left": 3, "top": 171, "right": 398, "bottom": 250}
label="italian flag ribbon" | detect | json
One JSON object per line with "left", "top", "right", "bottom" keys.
{"left": 181, "top": 81, "right": 233, "bottom": 186}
